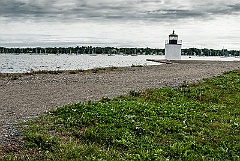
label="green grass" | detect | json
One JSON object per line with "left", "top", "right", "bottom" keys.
{"left": 1, "top": 70, "right": 240, "bottom": 160}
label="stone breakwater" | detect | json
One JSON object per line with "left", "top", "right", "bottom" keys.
{"left": 0, "top": 61, "right": 240, "bottom": 146}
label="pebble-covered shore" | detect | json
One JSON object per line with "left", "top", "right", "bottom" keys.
{"left": 1, "top": 61, "right": 240, "bottom": 146}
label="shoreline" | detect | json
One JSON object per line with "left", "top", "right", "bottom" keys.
{"left": 1, "top": 61, "right": 240, "bottom": 146}
{"left": 0, "top": 66, "right": 121, "bottom": 79}
{"left": 1, "top": 59, "right": 239, "bottom": 76}
{"left": 1, "top": 55, "right": 239, "bottom": 75}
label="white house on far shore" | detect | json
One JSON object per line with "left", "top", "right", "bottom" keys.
{"left": 165, "top": 30, "right": 182, "bottom": 60}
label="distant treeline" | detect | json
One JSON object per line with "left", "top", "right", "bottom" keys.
{"left": 0, "top": 46, "right": 239, "bottom": 56}
{"left": 182, "top": 48, "right": 240, "bottom": 57}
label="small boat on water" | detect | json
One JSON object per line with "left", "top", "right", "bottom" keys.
{"left": 131, "top": 54, "right": 138, "bottom": 56}
{"left": 89, "top": 54, "right": 98, "bottom": 56}
{"left": 90, "top": 49, "right": 97, "bottom": 56}
{"left": 108, "top": 54, "right": 115, "bottom": 56}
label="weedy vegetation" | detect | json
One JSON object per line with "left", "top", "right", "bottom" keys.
{"left": 0, "top": 66, "right": 119, "bottom": 80}
{"left": 131, "top": 64, "right": 144, "bottom": 67}
{"left": 1, "top": 70, "right": 240, "bottom": 160}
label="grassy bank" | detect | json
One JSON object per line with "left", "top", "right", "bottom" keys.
{"left": 1, "top": 70, "right": 240, "bottom": 160}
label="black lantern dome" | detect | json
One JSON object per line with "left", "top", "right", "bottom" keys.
{"left": 169, "top": 30, "right": 178, "bottom": 44}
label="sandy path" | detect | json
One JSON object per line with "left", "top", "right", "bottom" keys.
{"left": 1, "top": 61, "right": 240, "bottom": 145}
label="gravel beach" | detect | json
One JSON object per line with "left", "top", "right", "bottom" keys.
{"left": 1, "top": 60, "right": 240, "bottom": 146}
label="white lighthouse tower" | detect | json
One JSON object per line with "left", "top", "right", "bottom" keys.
{"left": 165, "top": 30, "right": 182, "bottom": 60}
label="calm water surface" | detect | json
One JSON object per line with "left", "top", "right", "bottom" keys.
{"left": 0, "top": 54, "right": 239, "bottom": 73}
{"left": 0, "top": 54, "right": 161, "bottom": 73}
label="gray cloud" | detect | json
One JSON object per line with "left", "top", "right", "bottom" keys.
{"left": 1, "top": 0, "right": 240, "bottom": 22}
{"left": 209, "top": 3, "right": 240, "bottom": 15}
{"left": 1, "top": 0, "right": 240, "bottom": 49}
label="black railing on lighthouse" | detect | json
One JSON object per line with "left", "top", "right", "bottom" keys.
{"left": 165, "top": 40, "right": 182, "bottom": 44}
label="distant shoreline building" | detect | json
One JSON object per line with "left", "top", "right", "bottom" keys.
{"left": 165, "top": 30, "right": 182, "bottom": 60}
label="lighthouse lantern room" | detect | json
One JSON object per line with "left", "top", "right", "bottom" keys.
{"left": 165, "top": 30, "right": 182, "bottom": 60}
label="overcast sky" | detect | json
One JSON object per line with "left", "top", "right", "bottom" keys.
{"left": 0, "top": 0, "right": 240, "bottom": 49}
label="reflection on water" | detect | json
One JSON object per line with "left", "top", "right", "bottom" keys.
{"left": 0, "top": 54, "right": 239, "bottom": 73}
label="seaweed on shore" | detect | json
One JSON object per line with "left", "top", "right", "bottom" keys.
{"left": 0, "top": 66, "right": 120, "bottom": 80}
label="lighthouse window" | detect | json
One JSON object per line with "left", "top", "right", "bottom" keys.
{"left": 169, "top": 36, "right": 178, "bottom": 40}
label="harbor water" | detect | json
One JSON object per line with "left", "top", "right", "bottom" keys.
{"left": 0, "top": 54, "right": 239, "bottom": 73}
